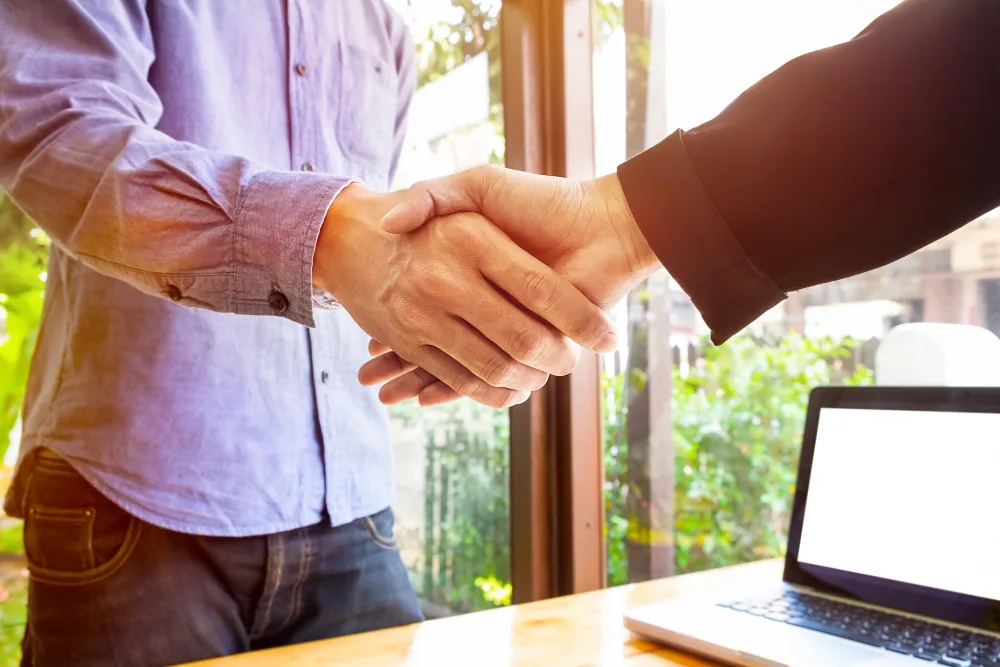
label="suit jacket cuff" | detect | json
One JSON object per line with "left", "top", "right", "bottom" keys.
{"left": 617, "top": 129, "right": 787, "bottom": 344}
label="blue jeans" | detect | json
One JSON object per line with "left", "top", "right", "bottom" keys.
{"left": 6, "top": 449, "right": 423, "bottom": 666}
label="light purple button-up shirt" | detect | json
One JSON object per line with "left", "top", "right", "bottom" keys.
{"left": 0, "top": 0, "right": 416, "bottom": 535}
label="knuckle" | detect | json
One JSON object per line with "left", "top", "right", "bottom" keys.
{"left": 479, "top": 390, "right": 510, "bottom": 409}
{"left": 437, "top": 215, "right": 487, "bottom": 254}
{"left": 450, "top": 374, "right": 479, "bottom": 398}
{"left": 521, "top": 270, "right": 559, "bottom": 312}
{"left": 409, "top": 178, "right": 432, "bottom": 192}
{"left": 454, "top": 372, "right": 508, "bottom": 408}
{"left": 496, "top": 389, "right": 526, "bottom": 409}
{"left": 482, "top": 353, "right": 518, "bottom": 388}
{"left": 578, "top": 310, "right": 612, "bottom": 346}
{"left": 508, "top": 324, "right": 546, "bottom": 365}
{"left": 553, "top": 339, "right": 581, "bottom": 376}
{"left": 417, "top": 264, "right": 456, "bottom": 300}
{"left": 399, "top": 371, "right": 427, "bottom": 395}
{"left": 391, "top": 335, "right": 422, "bottom": 362}
{"left": 471, "top": 163, "right": 500, "bottom": 182}
{"left": 393, "top": 304, "right": 422, "bottom": 336}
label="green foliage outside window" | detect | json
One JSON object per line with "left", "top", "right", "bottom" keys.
{"left": 604, "top": 333, "right": 874, "bottom": 586}
{"left": 0, "top": 191, "right": 38, "bottom": 666}
{"left": 388, "top": 398, "right": 511, "bottom": 615}
{"left": 393, "top": 331, "right": 875, "bottom": 614}
{"left": 0, "top": 192, "right": 48, "bottom": 464}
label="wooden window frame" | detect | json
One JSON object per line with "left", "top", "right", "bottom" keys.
{"left": 501, "top": 0, "right": 606, "bottom": 603}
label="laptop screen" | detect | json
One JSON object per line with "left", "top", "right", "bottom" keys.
{"left": 783, "top": 387, "right": 1000, "bottom": 633}
{"left": 797, "top": 407, "right": 1000, "bottom": 603}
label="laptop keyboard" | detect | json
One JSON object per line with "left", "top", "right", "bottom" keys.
{"left": 719, "top": 590, "right": 1000, "bottom": 666}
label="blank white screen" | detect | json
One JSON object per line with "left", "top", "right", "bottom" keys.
{"left": 797, "top": 407, "right": 1000, "bottom": 602}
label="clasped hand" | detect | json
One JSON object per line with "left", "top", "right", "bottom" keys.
{"left": 314, "top": 179, "right": 627, "bottom": 409}
{"left": 318, "top": 166, "right": 660, "bottom": 409}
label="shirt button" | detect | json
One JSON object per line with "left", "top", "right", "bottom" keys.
{"left": 301, "top": 162, "right": 315, "bottom": 172}
{"left": 164, "top": 284, "right": 182, "bottom": 301}
{"left": 268, "top": 290, "right": 289, "bottom": 314}
{"left": 295, "top": 63, "right": 308, "bottom": 76}
{"left": 320, "top": 371, "right": 329, "bottom": 384}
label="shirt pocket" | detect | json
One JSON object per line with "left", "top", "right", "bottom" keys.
{"left": 337, "top": 42, "right": 398, "bottom": 176}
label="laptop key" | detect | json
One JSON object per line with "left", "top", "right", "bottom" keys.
{"left": 940, "top": 657, "right": 972, "bottom": 667}
{"left": 785, "top": 617, "right": 884, "bottom": 648}
{"left": 730, "top": 590, "right": 1000, "bottom": 662}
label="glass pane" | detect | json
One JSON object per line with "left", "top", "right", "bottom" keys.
{"left": 594, "top": 0, "right": 997, "bottom": 585}
{"left": 386, "top": 0, "right": 510, "bottom": 617}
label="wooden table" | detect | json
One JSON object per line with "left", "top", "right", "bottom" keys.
{"left": 185, "top": 559, "right": 783, "bottom": 667}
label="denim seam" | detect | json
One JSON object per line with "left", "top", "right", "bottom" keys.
{"left": 274, "top": 527, "right": 309, "bottom": 634}
{"left": 250, "top": 532, "right": 284, "bottom": 640}
{"left": 284, "top": 527, "right": 313, "bottom": 632}
{"left": 362, "top": 516, "right": 398, "bottom": 550}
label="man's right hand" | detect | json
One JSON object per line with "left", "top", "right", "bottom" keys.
{"left": 312, "top": 183, "right": 618, "bottom": 409}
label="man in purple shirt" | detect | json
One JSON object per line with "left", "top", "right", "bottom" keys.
{"left": 0, "top": 2, "right": 615, "bottom": 665}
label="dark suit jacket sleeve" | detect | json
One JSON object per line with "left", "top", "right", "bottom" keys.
{"left": 617, "top": 0, "right": 1000, "bottom": 344}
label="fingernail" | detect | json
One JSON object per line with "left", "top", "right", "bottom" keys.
{"left": 594, "top": 331, "right": 618, "bottom": 353}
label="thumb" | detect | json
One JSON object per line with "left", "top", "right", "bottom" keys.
{"left": 381, "top": 166, "right": 493, "bottom": 234}
{"left": 380, "top": 190, "right": 436, "bottom": 234}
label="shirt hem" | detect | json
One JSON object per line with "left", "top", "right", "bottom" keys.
{"left": 18, "top": 439, "right": 390, "bottom": 537}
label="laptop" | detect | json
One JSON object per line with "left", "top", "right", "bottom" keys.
{"left": 624, "top": 386, "right": 1000, "bottom": 667}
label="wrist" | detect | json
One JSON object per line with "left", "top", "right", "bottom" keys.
{"left": 314, "top": 182, "right": 388, "bottom": 298}
{"left": 591, "top": 173, "right": 660, "bottom": 277}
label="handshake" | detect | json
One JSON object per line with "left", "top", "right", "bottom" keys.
{"left": 314, "top": 165, "right": 661, "bottom": 409}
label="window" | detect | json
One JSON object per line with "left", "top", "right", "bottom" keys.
{"left": 386, "top": 0, "right": 510, "bottom": 617}
{"left": 593, "top": 0, "right": 1000, "bottom": 585}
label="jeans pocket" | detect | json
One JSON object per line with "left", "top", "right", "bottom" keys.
{"left": 25, "top": 505, "right": 96, "bottom": 572}
{"left": 23, "top": 450, "right": 141, "bottom": 586}
{"left": 361, "top": 508, "right": 398, "bottom": 551}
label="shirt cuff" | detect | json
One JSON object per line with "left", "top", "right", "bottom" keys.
{"left": 617, "top": 129, "right": 787, "bottom": 344}
{"left": 234, "top": 170, "right": 353, "bottom": 326}
{"left": 312, "top": 287, "right": 341, "bottom": 310}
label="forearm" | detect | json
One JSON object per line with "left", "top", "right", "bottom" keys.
{"left": 619, "top": 0, "right": 1000, "bottom": 342}
{"left": 0, "top": 0, "right": 349, "bottom": 325}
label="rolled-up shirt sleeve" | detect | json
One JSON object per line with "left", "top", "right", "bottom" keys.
{"left": 0, "top": 0, "right": 349, "bottom": 326}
